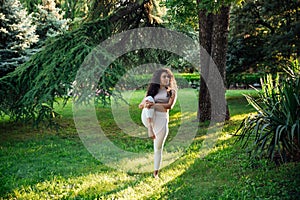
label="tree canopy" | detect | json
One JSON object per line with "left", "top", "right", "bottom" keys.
{"left": 0, "top": 0, "right": 299, "bottom": 126}
{"left": 227, "top": 0, "right": 300, "bottom": 75}
{"left": 0, "top": 0, "right": 164, "bottom": 126}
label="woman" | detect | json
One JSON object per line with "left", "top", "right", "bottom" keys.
{"left": 139, "top": 68, "right": 177, "bottom": 178}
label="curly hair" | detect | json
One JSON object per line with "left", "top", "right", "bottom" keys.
{"left": 146, "top": 68, "right": 177, "bottom": 98}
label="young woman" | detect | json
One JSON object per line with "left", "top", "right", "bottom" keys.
{"left": 139, "top": 68, "right": 177, "bottom": 178}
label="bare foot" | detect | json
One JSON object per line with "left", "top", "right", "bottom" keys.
{"left": 150, "top": 135, "right": 156, "bottom": 140}
{"left": 153, "top": 170, "right": 159, "bottom": 178}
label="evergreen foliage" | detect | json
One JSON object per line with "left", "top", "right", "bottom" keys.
{"left": 0, "top": 0, "right": 164, "bottom": 126}
{"left": 21, "top": 0, "right": 42, "bottom": 13}
{"left": 32, "top": 0, "right": 70, "bottom": 42}
{"left": 0, "top": 0, "right": 39, "bottom": 77}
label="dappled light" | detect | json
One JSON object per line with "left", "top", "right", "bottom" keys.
{"left": 1, "top": 0, "right": 299, "bottom": 198}
{"left": 1, "top": 89, "right": 299, "bottom": 199}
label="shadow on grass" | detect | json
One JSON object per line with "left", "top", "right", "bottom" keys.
{"left": 147, "top": 123, "right": 300, "bottom": 200}
{"left": 1, "top": 89, "right": 273, "bottom": 199}
{"left": 0, "top": 121, "right": 158, "bottom": 199}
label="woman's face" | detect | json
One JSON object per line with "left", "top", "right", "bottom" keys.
{"left": 160, "top": 72, "right": 170, "bottom": 87}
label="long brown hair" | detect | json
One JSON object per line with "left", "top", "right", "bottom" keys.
{"left": 146, "top": 68, "right": 177, "bottom": 98}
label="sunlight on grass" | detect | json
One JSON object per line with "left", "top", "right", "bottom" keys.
{"left": 230, "top": 112, "right": 255, "bottom": 121}
{"left": 104, "top": 153, "right": 198, "bottom": 199}
{"left": 1, "top": 89, "right": 299, "bottom": 199}
{"left": 8, "top": 151, "right": 199, "bottom": 199}
{"left": 12, "top": 172, "right": 134, "bottom": 199}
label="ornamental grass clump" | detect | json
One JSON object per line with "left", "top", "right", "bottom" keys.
{"left": 235, "top": 60, "right": 300, "bottom": 163}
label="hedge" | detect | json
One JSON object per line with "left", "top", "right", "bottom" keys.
{"left": 117, "top": 72, "right": 264, "bottom": 90}
{"left": 226, "top": 73, "right": 264, "bottom": 88}
{"left": 116, "top": 73, "right": 200, "bottom": 90}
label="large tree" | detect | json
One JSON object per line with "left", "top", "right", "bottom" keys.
{"left": 0, "top": 0, "right": 240, "bottom": 125}
{"left": 164, "top": 0, "right": 238, "bottom": 122}
{"left": 196, "top": 1, "right": 245, "bottom": 122}
{"left": 0, "top": 0, "right": 163, "bottom": 124}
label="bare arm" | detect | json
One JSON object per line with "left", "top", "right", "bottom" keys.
{"left": 138, "top": 98, "right": 146, "bottom": 109}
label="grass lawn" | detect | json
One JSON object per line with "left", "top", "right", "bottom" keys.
{"left": 0, "top": 89, "right": 299, "bottom": 199}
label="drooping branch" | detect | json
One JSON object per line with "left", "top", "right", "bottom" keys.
{"left": 0, "top": 0, "right": 162, "bottom": 125}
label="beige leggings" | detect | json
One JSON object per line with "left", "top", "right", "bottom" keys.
{"left": 142, "top": 107, "right": 169, "bottom": 170}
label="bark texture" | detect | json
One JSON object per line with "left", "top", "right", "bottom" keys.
{"left": 197, "top": 5, "right": 231, "bottom": 122}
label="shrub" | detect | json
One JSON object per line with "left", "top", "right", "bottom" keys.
{"left": 227, "top": 73, "right": 264, "bottom": 88}
{"left": 175, "top": 73, "right": 200, "bottom": 88}
{"left": 235, "top": 60, "right": 300, "bottom": 163}
{"left": 116, "top": 73, "right": 200, "bottom": 90}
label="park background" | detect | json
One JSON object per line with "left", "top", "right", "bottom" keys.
{"left": 0, "top": 0, "right": 300, "bottom": 199}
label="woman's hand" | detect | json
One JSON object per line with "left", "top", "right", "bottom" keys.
{"left": 144, "top": 100, "right": 154, "bottom": 109}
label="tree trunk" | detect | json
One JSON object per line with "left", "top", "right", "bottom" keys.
{"left": 211, "top": 6, "right": 231, "bottom": 121}
{"left": 197, "top": 5, "right": 231, "bottom": 122}
{"left": 197, "top": 10, "right": 213, "bottom": 121}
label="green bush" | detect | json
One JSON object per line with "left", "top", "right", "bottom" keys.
{"left": 227, "top": 73, "right": 264, "bottom": 88}
{"left": 235, "top": 60, "right": 300, "bottom": 163}
{"left": 175, "top": 73, "right": 200, "bottom": 88}
{"left": 117, "top": 73, "right": 200, "bottom": 90}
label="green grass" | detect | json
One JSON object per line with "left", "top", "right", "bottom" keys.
{"left": 0, "top": 89, "right": 299, "bottom": 199}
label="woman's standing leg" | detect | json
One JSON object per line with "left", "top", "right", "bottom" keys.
{"left": 153, "top": 112, "right": 169, "bottom": 178}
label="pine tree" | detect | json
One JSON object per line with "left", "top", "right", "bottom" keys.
{"left": 32, "top": 0, "right": 70, "bottom": 42}
{"left": 0, "top": 0, "right": 163, "bottom": 125}
{"left": 0, "top": 0, "right": 39, "bottom": 77}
